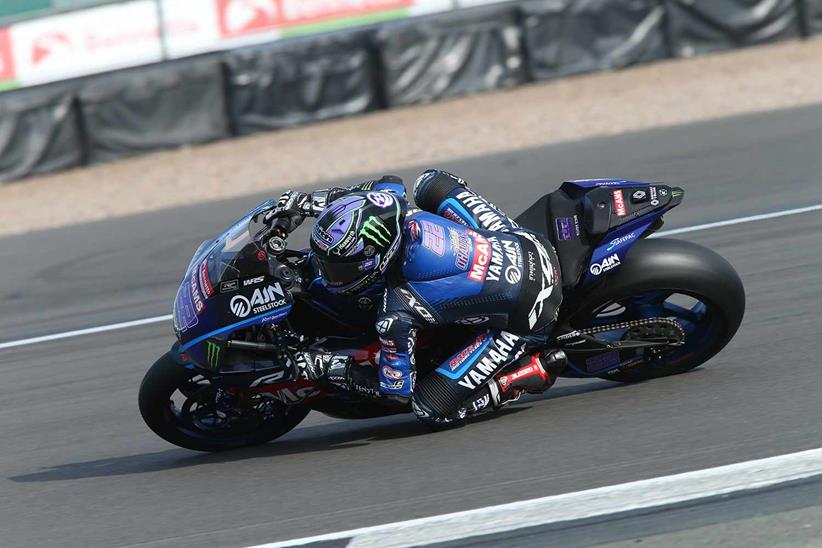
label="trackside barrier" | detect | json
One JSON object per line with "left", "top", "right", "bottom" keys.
{"left": 225, "top": 31, "right": 378, "bottom": 135}
{"left": 520, "top": 0, "right": 668, "bottom": 81}
{"left": 77, "top": 56, "right": 230, "bottom": 163}
{"left": 376, "top": 4, "right": 525, "bottom": 106}
{"left": 0, "top": 0, "right": 821, "bottom": 182}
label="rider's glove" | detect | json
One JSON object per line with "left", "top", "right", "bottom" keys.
{"left": 294, "top": 351, "right": 353, "bottom": 386}
{"left": 264, "top": 191, "right": 312, "bottom": 233}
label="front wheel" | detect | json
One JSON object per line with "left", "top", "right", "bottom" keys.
{"left": 138, "top": 352, "right": 310, "bottom": 451}
{"left": 567, "top": 238, "right": 745, "bottom": 383}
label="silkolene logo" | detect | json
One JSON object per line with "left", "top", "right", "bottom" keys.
{"left": 0, "top": 28, "right": 16, "bottom": 81}
{"left": 216, "top": 0, "right": 412, "bottom": 37}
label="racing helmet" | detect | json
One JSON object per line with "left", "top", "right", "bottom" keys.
{"left": 310, "top": 191, "right": 406, "bottom": 295}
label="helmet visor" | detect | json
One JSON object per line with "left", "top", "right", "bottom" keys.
{"left": 316, "top": 255, "right": 379, "bottom": 287}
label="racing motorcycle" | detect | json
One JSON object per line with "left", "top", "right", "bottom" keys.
{"left": 139, "top": 179, "right": 745, "bottom": 451}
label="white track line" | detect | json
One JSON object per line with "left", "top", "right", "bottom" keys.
{"left": 0, "top": 315, "right": 172, "bottom": 351}
{"left": 1, "top": 202, "right": 821, "bottom": 352}
{"left": 654, "top": 203, "right": 822, "bottom": 236}
{"left": 252, "top": 447, "right": 822, "bottom": 548}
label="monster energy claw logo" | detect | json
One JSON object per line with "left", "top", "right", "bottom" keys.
{"left": 360, "top": 217, "right": 392, "bottom": 246}
{"left": 206, "top": 341, "right": 221, "bottom": 368}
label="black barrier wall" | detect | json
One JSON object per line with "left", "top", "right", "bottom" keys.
{"left": 78, "top": 56, "right": 230, "bottom": 163}
{"left": 376, "top": 4, "right": 526, "bottom": 106}
{"left": 225, "top": 32, "right": 378, "bottom": 136}
{"left": 521, "top": 0, "right": 668, "bottom": 80}
{"left": 0, "top": 84, "right": 83, "bottom": 182}
{"left": 666, "top": 0, "right": 802, "bottom": 57}
{"left": 1, "top": 0, "right": 820, "bottom": 183}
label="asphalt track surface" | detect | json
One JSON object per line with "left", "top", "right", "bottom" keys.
{"left": 2, "top": 104, "right": 822, "bottom": 547}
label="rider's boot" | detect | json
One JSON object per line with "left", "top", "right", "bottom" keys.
{"left": 458, "top": 349, "right": 566, "bottom": 416}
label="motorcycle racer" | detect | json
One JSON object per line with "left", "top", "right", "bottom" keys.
{"left": 269, "top": 170, "right": 565, "bottom": 425}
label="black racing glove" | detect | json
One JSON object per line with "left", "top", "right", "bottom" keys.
{"left": 294, "top": 351, "right": 384, "bottom": 399}
{"left": 264, "top": 190, "right": 311, "bottom": 234}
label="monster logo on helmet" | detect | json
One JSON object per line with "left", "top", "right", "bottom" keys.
{"left": 310, "top": 191, "right": 406, "bottom": 295}
{"left": 360, "top": 216, "right": 392, "bottom": 247}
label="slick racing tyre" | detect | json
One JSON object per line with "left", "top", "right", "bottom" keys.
{"left": 568, "top": 239, "right": 745, "bottom": 383}
{"left": 138, "top": 352, "right": 309, "bottom": 452}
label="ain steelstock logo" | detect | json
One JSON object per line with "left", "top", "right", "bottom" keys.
{"left": 206, "top": 341, "right": 221, "bottom": 368}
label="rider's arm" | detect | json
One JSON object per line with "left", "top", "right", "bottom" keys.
{"left": 278, "top": 175, "right": 407, "bottom": 219}
{"left": 376, "top": 309, "right": 419, "bottom": 400}
{"left": 413, "top": 169, "right": 517, "bottom": 232}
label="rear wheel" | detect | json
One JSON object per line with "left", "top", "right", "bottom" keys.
{"left": 566, "top": 239, "right": 745, "bottom": 382}
{"left": 138, "top": 352, "right": 309, "bottom": 451}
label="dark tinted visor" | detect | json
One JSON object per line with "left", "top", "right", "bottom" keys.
{"left": 317, "top": 255, "right": 378, "bottom": 287}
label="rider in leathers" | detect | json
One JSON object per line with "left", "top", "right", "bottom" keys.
{"left": 271, "top": 170, "right": 565, "bottom": 425}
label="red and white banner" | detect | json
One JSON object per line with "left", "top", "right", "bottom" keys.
{"left": 0, "top": 0, "right": 456, "bottom": 89}
{"left": 10, "top": 2, "right": 163, "bottom": 86}
{"left": 215, "top": 0, "right": 411, "bottom": 36}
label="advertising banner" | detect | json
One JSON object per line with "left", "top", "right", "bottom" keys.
{"left": 162, "top": 0, "right": 453, "bottom": 58}
{"left": 10, "top": 1, "right": 163, "bottom": 86}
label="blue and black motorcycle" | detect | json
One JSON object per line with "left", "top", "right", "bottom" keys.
{"left": 139, "top": 179, "right": 745, "bottom": 451}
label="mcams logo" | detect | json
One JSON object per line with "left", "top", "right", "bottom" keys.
{"left": 229, "top": 283, "right": 286, "bottom": 317}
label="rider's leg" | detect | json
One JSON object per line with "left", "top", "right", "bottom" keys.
{"left": 458, "top": 348, "right": 566, "bottom": 417}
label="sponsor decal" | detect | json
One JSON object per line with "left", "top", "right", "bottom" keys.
{"left": 398, "top": 287, "right": 436, "bottom": 324}
{"left": 441, "top": 206, "right": 470, "bottom": 226}
{"left": 498, "top": 361, "right": 544, "bottom": 393}
{"left": 650, "top": 186, "right": 659, "bottom": 206}
{"left": 449, "top": 334, "right": 487, "bottom": 371}
{"left": 555, "top": 217, "right": 576, "bottom": 241}
{"left": 379, "top": 337, "right": 397, "bottom": 352}
{"left": 313, "top": 224, "right": 333, "bottom": 247}
{"left": 382, "top": 365, "right": 404, "bottom": 380}
{"left": 449, "top": 228, "right": 471, "bottom": 270}
{"left": 504, "top": 265, "right": 522, "bottom": 284}
{"left": 590, "top": 254, "right": 621, "bottom": 276}
{"left": 467, "top": 230, "right": 491, "bottom": 282}
{"left": 457, "top": 331, "right": 524, "bottom": 390}
{"left": 243, "top": 275, "right": 265, "bottom": 287}
{"left": 631, "top": 189, "right": 648, "bottom": 203}
{"left": 275, "top": 385, "right": 322, "bottom": 404}
{"left": 420, "top": 220, "right": 445, "bottom": 256}
{"left": 190, "top": 270, "right": 205, "bottom": 314}
{"left": 408, "top": 220, "right": 420, "bottom": 241}
{"left": 606, "top": 232, "right": 637, "bottom": 252}
{"left": 357, "top": 296, "right": 373, "bottom": 310}
{"left": 220, "top": 279, "right": 239, "bottom": 293}
{"left": 173, "top": 281, "right": 199, "bottom": 332}
{"left": 586, "top": 351, "right": 620, "bottom": 372}
{"left": 229, "top": 283, "right": 286, "bottom": 317}
{"left": 376, "top": 317, "right": 394, "bottom": 334}
{"left": 366, "top": 191, "right": 394, "bottom": 208}
{"left": 249, "top": 370, "right": 287, "bottom": 386}
{"left": 205, "top": 341, "right": 221, "bottom": 368}
{"left": 527, "top": 251, "right": 537, "bottom": 282}
{"left": 659, "top": 187, "right": 669, "bottom": 197}
{"left": 456, "top": 316, "right": 489, "bottom": 326}
{"left": 360, "top": 216, "right": 392, "bottom": 247}
{"left": 198, "top": 260, "right": 214, "bottom": 298}
{"left": 454, "top": 191, "right": 508, "bottom": 231}
{"left": 612, "top": 190, "right": 627, "bottom": 217}
{"left": 518, "top": 232, "right": 556, "bottom": 329}
{"left": 380, "top": 379, "right": 405, "bottom": 391}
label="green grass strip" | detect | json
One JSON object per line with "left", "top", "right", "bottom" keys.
{"left": 280, "top": 8, "right": 410, "bottom": 37}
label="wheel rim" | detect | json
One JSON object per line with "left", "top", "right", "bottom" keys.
{"left": 573, "top": 290, "right": 725, "bottom": 371}
{"left": 162, "top": 373, "right": 293, "bottom": 444}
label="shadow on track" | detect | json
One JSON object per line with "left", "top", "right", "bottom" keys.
{"left": 9, "top": 378, "right": 623, "bottom": 483}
